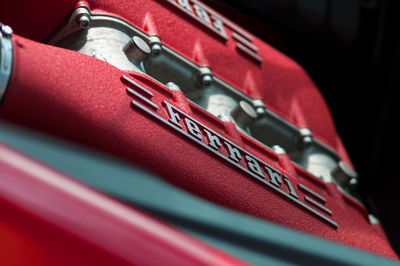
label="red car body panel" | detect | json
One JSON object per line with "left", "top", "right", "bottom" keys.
{"left": 0, "top": 143, "right": 247, "bottom": 266}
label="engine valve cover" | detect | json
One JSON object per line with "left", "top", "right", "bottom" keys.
{"left": 0, "top": 0, "right": 397, "bottom": 259}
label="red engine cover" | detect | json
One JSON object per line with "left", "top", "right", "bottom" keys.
{"left": 0, "top": 0, "right": 397, "bottom": 259}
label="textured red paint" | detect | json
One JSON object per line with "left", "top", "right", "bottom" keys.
{"left": 0, "top": 0, "right": 396, "bottom": 259}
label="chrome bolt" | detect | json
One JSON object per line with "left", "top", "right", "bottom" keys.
{"left": 368, "top": 214, "right": 380, "bottom": 225}
{"left": 331, "top": 160, "right": 358, "bottom": 188}
{"left": 0, "top": 23, "right": 13, "bottom": 36}
{"left": 72, "top": 7, "right": 91, "bottom": 29}
{"left": 166, "top": 82, "right": 180, "bottom": 91}
{"left": 198, "top": 66, "right": 213, "bottom": 86}
{"left": 201, "top": 74, "right": 212, "bottom": 86}
{"left": 298, "top": 128, "right": 313, "bottom": 148}
{"left": 272, "top": 145, "right": 286, "bottom": 154}
{"left": 151, "top": 44, "right": 162, "bottom": 55}
{"left": 348, "top": 177, "right": 359, "bottom": 190}
{"left": 78, "top": 14, "right": 91, "bottom": 28}
{"left": 252, "top": 99, "right": 266, "bottom": 116}
{"left": 148, "top": 35, "right": 162, "bottom": 56}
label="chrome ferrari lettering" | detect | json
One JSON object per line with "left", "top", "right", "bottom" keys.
{"left": 177, "top": 0, "right": 193, "bottom": 13}
{"left": 210, "top": 16, "right": 226, "bottom": 38}
{"left": 224, "top": 141, "right": 242, "bottom": 163}
{"left": 203, "top": 129, "right": 222, "bottom": 150}
{"left": 245, "top": 155, "right": 264, "bottom": 177}
{"left": 264, "top": 166, "right": 282, "bottom": 187}
{"left": 284, "top": 175, "right": 299, "bottom": 199}
{"left": 184, "top": 117, "right": 203, "bottom": 140}
{"left": 123, "top": 75, "right": 337, "bottom": 228}
{"left": 193, "top": 3, "right": 211, "bottom": 24}
{"left": 166, "top": 0, "right": 262, "bottom": 63}
{"left": 164, "top": 100, "right": 183, "bottom": 128}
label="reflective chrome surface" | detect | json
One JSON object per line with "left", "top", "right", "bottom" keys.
{"left": 0, "top": 23, "right": 13, "bottom": 103}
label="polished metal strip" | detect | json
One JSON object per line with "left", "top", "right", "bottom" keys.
{"left": 305, "top": 196, "right": 332, "bottom": 216}
{"left": 299, "top": 184, "right": 327, "bottom": 203}
{"left": 127, "top": 88, "right": 158, "bottom": 110}
{"left": 0, "top": 24, "right": 13, "bottom": 103}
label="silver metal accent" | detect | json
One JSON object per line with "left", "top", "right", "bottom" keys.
{"left": 166, "top": 82, "right": 180, "bottom": 91}
{"left": 331, "top": 161, "right": 358, "bottom": 188}
{"left": 49, "top": 10, "right": 150, "bottom": 72}
{"left": 252, "top": 99, "right": 266, "bottom": 116}
{"left": 298, "top": 184, "right": 327, "bottom": 203}
{"left": 48, "top": 10, "right": 358, "bottom": 195}
{"left": 197, "top": 66, "right": 213, "bottom": 86}
{"left": 78, "top": 14, "right": 90, "bottom": 29}
{"left": 127, "top": 87, "right": 158, "bottom": 110}
{"left": 148, "top": 35, "right": 162, "bottom": 56}
{"left": 217, "top": 113, "right": 232, "bottom": 122}
{"left": 130, "top": 97, "right": 337, "bottom": 228}
{"left": 348, "top": 177, "right": 359, "bottom": 189}
{"left": 304, "top": 196, "right": 332, "bottom": 215}
{"left": 272, "top": 145, "right": 286, "bottom": 155}
{"left": 0, "top": 23, "right": 13, "bottom": 103}
{"left": 1, "top": 24, "right": 13, "bottom": 36}
{"left": 72, "top": 7, "right": 91, "bottom": 29}
{"left": 123, "top": 36, "right": 151, "bottom": 72}
{"left": 230, "top": 100, "right": 257, "bottom": 128}
{"left": 298, "top": 128, "right": 313, "bottom": 148}
{"left": 122, "top": 75, "right": 153, "bottom": 98}
{"left": 368, "top": 214, "right": 380, "bottom": 225}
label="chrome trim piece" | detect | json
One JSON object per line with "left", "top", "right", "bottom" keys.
{"left": 298, "top": 184, "right": 327, "bottom": 203}
{"left": 0, "top": 23, "right": 13, "bottom": 103}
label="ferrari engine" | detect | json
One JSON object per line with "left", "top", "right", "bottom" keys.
{"left": 0, "top": 0, "right": 398, "bottom": 263}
